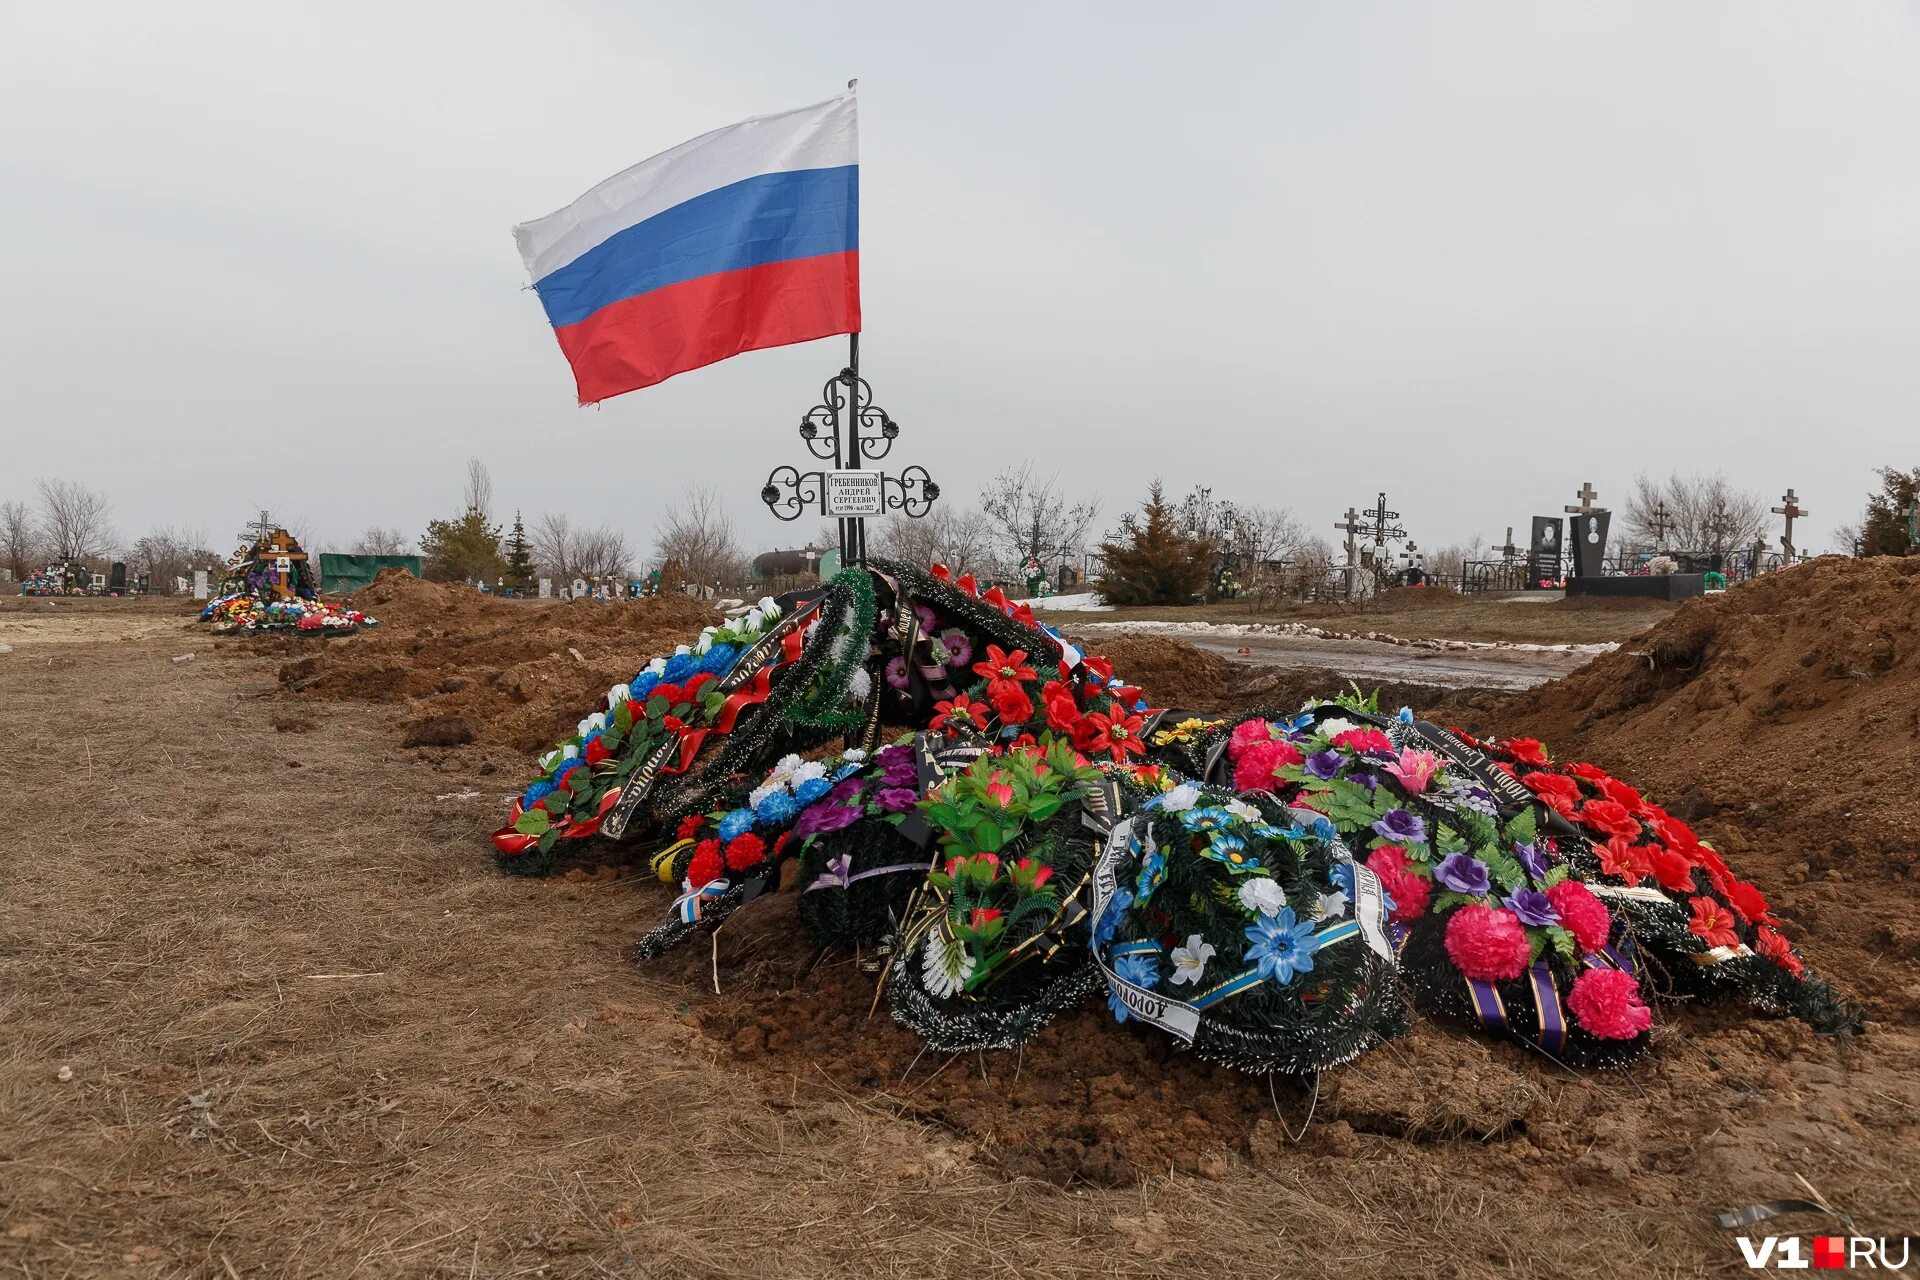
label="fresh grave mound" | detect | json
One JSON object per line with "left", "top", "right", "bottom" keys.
{"left": 1468, "top": 556, "right": 1920, "bottom": 1020}
{"left": 488, "top": 560, "right": 1856, "bottom": 1148}
{"left": 277, "top": 571, "right": 716, "bottom": 752}
{"left": 197, "top": 525, "right": 376, "bottom": 635}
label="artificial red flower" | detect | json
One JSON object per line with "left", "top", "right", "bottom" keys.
{"left": 687, "top": 839, "right": 724, "bottom": 888}
{"left": 1503, "top": 738, "right": 1550, "bottom": 767}
{"left": 1566, "top": 761, "right": 1610, "bottom": 783}
{"left": 584, "top": 737, "right": 611, "bottom": 766}
{"left": 1234, "top": 738, "right": 1303, "bottom": 794}
{"left": 1545, "top": 880, "right": 1612, "bottom": 953}
{"left": 1577, "top": 799, "right": 1643, "bottom": 840}
{"left": 723, "top": 832, "right": 767, "bottom": 871}
{"left": 1110, "top": 684, "right": 1145, "bottom": 708}
{"left": 1446, "top": 726, "right": 1484, "bottom": 748}
{"left": 989, "top": 683, "right": 1035, "bottom": 725}
{"left": 1494, "top": 761, "right": 1519, "bottom": 779}
{"left": 956, "top": 573, "right": 978, "bottom": 596}
{"left": 1599, "top": 777, "right": 1645, "bottom": 812}
{"left": 661, "top": 715, "right": 686, "bottom": 734}
{"left": 968, "top": 907, "right": 1004, "bottom": 931}
{"left": 1444, "top": 905, "right": 1532, "bottom": 982}
{"left": 929, "top": 563, "right": 952, "bottom": 582}
{"left": 1228, "top": 718, "right": 1275, "bottom": 763}
{"left": 1726, "top": 879, "right": 1773, "bottom": 926}
{"left": 1653, "top": 814, "right": 1704, "bottom": 858}
{"left": 1650, "top": 845, "right": 1697, "bottom": 893}
{"left": 1080, "top": 656, "right": 1114, "bottom": 685}
{"left": 1596, "top": 834, "right": 1648, "bottom": 886}
{"left": 1522, "top": 771, "right": 1582, "bottom": 817}
{"left": 985, "top": 775, "right": 1015, "bottom": 807}
{"left": 1331, "top": 727, "right": 1394, "bottom": 755}
{"left": 1041, "top": 679, "right": 1074, "bottom": 708}
{"left": 652, "top": 683, "right": 683, "bottom": 706}
{"left": 684, "top": 672, "right": 714, "bottom": 696}
{"left": 772, "top": 831, "right": 792, "bottom": 856}
{"left": 676, "top": 813, "right": 705, "bottom": 841}
{"left": 1367, "top": 846, "right": 1432, "bottom": 924}
{"left": 1081, "top": 706, "right": 1147, "bottom": 763}
{"left": 974, "top": 644, "right": 1037, "bottom": 687}
{"left": 1011, "top": 603, "right": 1036, "bottom": 626}
{"left": 1567, "top": 967, "right": 1652, "bottom": 1040}
{"left": 982, "top": 586, "right": 1010, "bottom": 611}
{"left": 1753, "top": 926, "right": 1803, "bottom": 977}
{"left": 930, "top": 693, "right": 984, "bottom": 733}
{"left": 1687, "top": 895, "right": 1740, "bottom": 949}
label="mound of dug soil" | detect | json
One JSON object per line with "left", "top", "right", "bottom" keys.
{"left": 276, "top": 572, "right": 717, "bottom": 752}
{"left": 1465, "top": 556, "right": 1920, "bottom": 1020}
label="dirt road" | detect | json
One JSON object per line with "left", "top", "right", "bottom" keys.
{"left": 2, "top": 613, "right": 1913, "bottom": 1279}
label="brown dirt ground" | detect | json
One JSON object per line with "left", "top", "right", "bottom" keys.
{"left": 1038, "top": 590, "right": 1678, "bottom": 646}
{"left": 3, "top": 572, "right": 1917, "bottom": 1278}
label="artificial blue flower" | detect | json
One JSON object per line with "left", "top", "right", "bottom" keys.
{"left": 1134, "top": 850, "right": 1168, "bottom": 902}
{"left": 1330, "top": 861, "right": 1357, "bottom": 900}
{"left": 552, "top": 761, "right": 582, "bottom": 789}
{"left": 662, "top": 653, "right": 698, "bottom": 682}
{"left": 1244, "top": 907, "right": 1318, "bottom": 985}
{"left": 522, "top": 779, "right": 555, "bottom": 808}
{"left": 699, "top": 643, "right": 738, "bottom": 675}
{"left": 754, "top": 790, "right": 799, "bottom": 827}
{"left": 717, "top": 808, "right": 755, "bottom": 842}
{"left": 794, "top": 777, "right": 832, "bottom": 805}
{"left": 1108, "top": 949, "right": 1161, "bottom": 1023}
{"left": 630, "top": 672, "right": 661, "bottom": 701}
{"left": 1092, "top": 888, "right": 1133, "bottom": 951}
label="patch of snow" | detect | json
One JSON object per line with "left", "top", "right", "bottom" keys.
{"left": 1031, "top": 592, "right": 1113, "bottom": 612}
{"left": 1058, "top": 618, "right": 1618, "bottom": 656}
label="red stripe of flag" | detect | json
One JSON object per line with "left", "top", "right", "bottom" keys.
{"left": 552, "top": 251, "right": 859, "bottom": 404}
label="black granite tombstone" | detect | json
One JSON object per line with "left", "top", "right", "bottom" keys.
{"left": 1528, "top": 517, "right": 1563, "bottom": 588}
{"left": 1569, "top": 510, "right": 1611, "bottom": 578}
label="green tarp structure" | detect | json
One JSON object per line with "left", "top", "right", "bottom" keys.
{"left": 318, "top": 554, "right": 422, "bottom": 594}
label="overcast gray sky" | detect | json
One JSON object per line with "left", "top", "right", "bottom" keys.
{"left": 5, "top": 0, "right": 1918, "bottom": 561}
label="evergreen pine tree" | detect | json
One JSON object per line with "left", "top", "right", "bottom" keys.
{"left": 504, "top": 510, "right": 536, "bottom": 591}
{"left": 419, "top": 507, "right": 507, "bottom": 583}
{"left": 1861, "top": 466, "right": 1920, "bottom": 556}
{"left": 1095, "top": 481, "right": 1215, "bottom": 606}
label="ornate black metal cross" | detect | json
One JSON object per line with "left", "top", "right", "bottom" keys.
{"left": 1364, "top": 492, "right": 1405, "bottom": 547}
{"left": 760, "top": 336, "right": 938, "bottom": 566}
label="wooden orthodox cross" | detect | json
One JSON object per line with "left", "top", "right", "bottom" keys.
{"left": 1771, "top": 488, "right": 1808, "bottom": 560}
{"left": 259, "top": 528, "right": 306, "bottom": 601}
{"left": 1563, "top": 482, "right": 1600, "bottom": 518}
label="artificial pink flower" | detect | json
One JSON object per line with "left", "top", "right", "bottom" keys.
{"left": 1567, "top": 967, "right": 1652, "bottom": 1040}
{"left": 1443, "top": 905, "right": 1533, "bottom": 982}
{"left": 1366, "top": 846, "right": 1432, "bottom": 924}
{"left": 1227, "top": 718, "right": 1275, "bottom": 763}
{"left": 1232, "top": 739, "right": 1303, "bottom": 793}
{"left": 1383, "top": 747, "right": 1443, "bottom": 795}
{"left": 1544, "top": 880, "right": 1611, "bottom": 954}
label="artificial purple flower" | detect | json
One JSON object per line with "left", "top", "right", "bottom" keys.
{"left": 1516, "top": 842, "right": 1548, "bottom": 884}
{"left": 1505, "top": 887, "right": 1560, "bottom": 928}
{"left": 827, "top": 777, "right": 865, "bottom": 806}
{"left": 793, "top": 802, "right": 861, "bottom": 838}
{"left": 875, "top": 787, "right": 918, "bottom": 814}
{"left": 914, "top": 604, "right": 938, "bottom": 635}
{"left": 1432, "top": 852, "right": 1490, "bottom": 896}
{"left": 1372, "top": 808, "right": 1427, "bottom": 846}
{"left": 940, "top": 628, "right": 972, "bottom": 669}
{"left": 884, "top": 655, "right": 910, "bottom": 690}
{"left": 1305, "top": 750, "right": 1344, "bottom": 781}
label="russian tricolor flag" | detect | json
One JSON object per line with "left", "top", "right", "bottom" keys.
{"left": 515, "top": 89, "right": 859, "bottom": 405}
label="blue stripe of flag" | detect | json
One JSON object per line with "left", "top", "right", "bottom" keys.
{"left": 532, "top": 165, "right": 859, "bottom": 329}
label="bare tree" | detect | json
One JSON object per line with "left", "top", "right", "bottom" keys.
{"left": 1, "top": 500, "right": 39, "bottom": 581}
{"left": 978, "top": 464, "right": 1101, "bottom": 579}
{"left": 354, "top": 526, "right": 408, "bottom": 555}
{"left": 570, "top": 523, "right": 633, "bottom": 579}
{"left": 654, "top": 487, "right": 746, "bottom": 589}
{"left": 35, "top": 478, "right": 114, "bottom": 563}
{"left": 463, "top": 458, "right": 494, "bottom": 517}
{"left": 1422, "top": 537, "right": 1489, "bottom": 588}
{"left": 1622, "top": 472, "right": 1768, "bottom": 559}
{"left": 530, "top": 512, "right": 576, "bottom": 580}
{"left": 126, "top": 525, "right": 220, "bottom": 593}
{"left": 870, "top": 506, "right": 993, "bottom": 575}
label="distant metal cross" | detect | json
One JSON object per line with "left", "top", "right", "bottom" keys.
{"left": 1563, "top": 482, "right": 1600, "bottom": 517}
{"left": 1364, "top": 492, "right": 1405, "bottom": 546}
{"left": 1771, "top": 487, "right": 1809, "bottom": 558}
